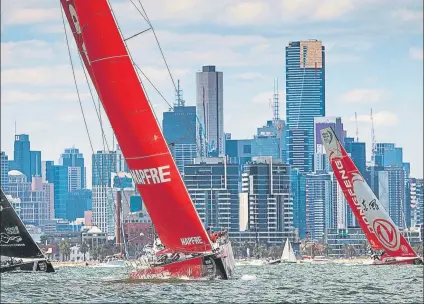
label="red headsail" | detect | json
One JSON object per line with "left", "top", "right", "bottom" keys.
{"left": 60, "top": 0, "right": 212, "bottom": 253}
{"left": 321, "top": 127, "right": 417, "bottom": 258}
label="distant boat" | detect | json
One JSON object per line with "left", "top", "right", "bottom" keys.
{"left": 281, "top": 238, "right": 297, "bottom": 263}
{"left": 268, "top": 238, "right": 297, "bottom": 265}
{"left": 320, "top": 127, "right": 423, "bottom": 266}
{"left": 0, "top": 188, "right": 54, "bottom": 273}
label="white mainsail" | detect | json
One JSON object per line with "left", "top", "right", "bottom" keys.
{"left": 281, "top": 238, "right": 297, "bottom": 263}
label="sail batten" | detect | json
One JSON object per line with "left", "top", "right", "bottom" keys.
{"left": 320, "top": 127, "right": 417, "bottom": 258}
{"left": 61, "top": 0, "right": 212, "bottom": 253}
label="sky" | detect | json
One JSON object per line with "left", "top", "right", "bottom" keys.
{"left": 1, "top": 0, "right": 423, "bottom": 187}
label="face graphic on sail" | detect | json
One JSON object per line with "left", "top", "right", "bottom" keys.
{"left": 320, "top": 127, "right": 404, "bottom": 253}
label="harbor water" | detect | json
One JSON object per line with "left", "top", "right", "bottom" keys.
{"left": 1, "top": 262, "right": 423, "bottom": 303}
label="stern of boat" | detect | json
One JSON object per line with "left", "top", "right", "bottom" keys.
{"left": 211, "top": 240, "right": 236, "bottom": 279}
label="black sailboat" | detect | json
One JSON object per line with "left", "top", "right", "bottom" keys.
{"left": 0, "top": 188, "right": 54, "bottom": 273}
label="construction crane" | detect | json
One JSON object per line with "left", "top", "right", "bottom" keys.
{"left": 355, "top": 112, "right": 359, "bottom": 142}
{"left": 370, "top": 108, "right": 376, "bottom": 162}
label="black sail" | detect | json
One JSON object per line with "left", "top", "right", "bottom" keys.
{"left": 0, "top": 188, "right": 44, "bottom": 259}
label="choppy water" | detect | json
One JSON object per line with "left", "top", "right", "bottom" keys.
{"left": 1, "top": 262, "right": 423, "bottom": 303}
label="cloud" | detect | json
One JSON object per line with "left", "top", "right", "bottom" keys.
{"left": 223, "top": 2, "right": 271, "bottom": 25}
{"left": 346, "top": 110, "right": 399, "bottom": 127}
{"left": 2, "top": 8, "right": 60, "bottom": 25}
{"left": 281, "top": 0, "right": 354, "bottom": 22}
{"left": 340, "top": 89, "right": 391, "bottom": 103}
{"left": 1, "top": 65, "right": 85, "bottom": 87}
{"left": 231, "top": 72, "right": 267, "bottom": 81}
{"left": 409, "top": 47, "right": 423, "bottom": 60}
{"left": 1, "top": 90, "right": 89, "bottom": 105}
{"left": 392, "top": 9, "right": 423, "bottom": 22}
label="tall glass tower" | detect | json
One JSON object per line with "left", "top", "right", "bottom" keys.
{"left": 286, "top": 40, "right": 325, "bottom": 173}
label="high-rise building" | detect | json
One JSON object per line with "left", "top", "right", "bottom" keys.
{"left": 414, "top": 178, "right": 423, "bottom": 227}
{"left": 286, "top": 40, "right": 325, "bottom": 173}
{"left": 313, "top": 117, "right": 345, "bottom": 172}
{"left": 196, "top": 65, "right": 224, "bottom": 157}
{"left": 251, "top": 120, "right": 286, "bottom": 162}
{"left": 184, "top": 157, "right": 239, "bottom": 232}
{"left": 92, "top": 151, "right": 116, "bottom": 187}
{"left": 51, "top": 165, "right": 69, "bottom": 219}
{"left": 1, "top": 151, "right": 9, "bottom": 192}
{"left": 305, "top": 172, "right": 333, "bottom": 240}
{"left": 344, "top": 137, "right": 366, "bottom": 177}
{"left": 116, "top": 144, "right": 129, "bottom": 173}
{"left": 92, "top": 150, "right": 116, "bottom": 235}
{"left": 66, "top": 189, "right": 92, "bottom": 222}
{"left": 13, "top": 134, "right": 31, "bottom": 181}
{"left": 163, "top": 82, "right": 197, "bottom": 175}
{"left": 30, "top": 151, "right": 41, "bottom": 178}
{"left": 60, "top": 148, "right": 86, "bottom": 189}
{"left": 375, "top": 143, "right": 403, "bottom": 167}
{"left": 7, "top": 172, "right": 50, "bottom": 226}
{"left": 241, "top": 157, "right": 293, "bottom": 242}
{"left": 291, "top": 169, "right": 307, "bottom": 238}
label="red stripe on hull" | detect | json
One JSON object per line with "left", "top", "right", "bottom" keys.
{"left": 130, "top": 256, "right": 206, "bottom": 280}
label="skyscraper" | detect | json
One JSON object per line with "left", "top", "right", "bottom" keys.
{"left": 30, "top": 151, "right": 41, "bottom": 177}
{"left": 163, "top": 81, "right": 197, "bottom": 175}
{"left": 13, "top": 134, "right": 31, "bottom": 181}
{"left": 92, "top": 150, "right": 116, "bottom": 234}
{"left": 60, "top": 147, "right": 86, "bottom": 189}
{"left": 344, "top": 138, "right": 366, "bottom": 176}
{"left": 286, "top": 40, "right": 325, "bottom": 173}
{"left": 1, "top": 151, "right": 9, "bottom": 192}
{"left": 196, "top": 65, "right": 224, "bottom": 157}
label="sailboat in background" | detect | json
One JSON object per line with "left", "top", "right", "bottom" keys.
{"left": 268, "top": 238, "right": 297, "bottom": 265}
{"left": 320, "top": 127, "right": 423, "bottom": 266}
{"left": 1, "top": 188, "right": 55, "bottom": 273}
{"left": 60, "top": 0, "right": 235, "bottom": 279}
{"left": 280, "top": 238, "right": 297, "bottom": 263}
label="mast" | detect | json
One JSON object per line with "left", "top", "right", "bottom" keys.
{"left": 61, "top": 0, "right": 212, "bottom": 253}
{"left": 320, "top": 127, "right": 418, "bottom": 258}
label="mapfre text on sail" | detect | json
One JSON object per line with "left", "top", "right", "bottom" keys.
{"left": 130, "top": 166, "right": 172, "bottom": 185}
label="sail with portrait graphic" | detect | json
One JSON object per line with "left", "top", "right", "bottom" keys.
{"left": 320, "top": 127, "right": 422, "bottom": 265}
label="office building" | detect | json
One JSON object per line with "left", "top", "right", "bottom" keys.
{"left": 241, "top": 157, "right": 293, "bottom": 243}
{"left": 196, "top": 66, "right": 224, "bottom": 157}
{"left": 1, "top": 151, "right": 9, "bottom": 192}
{"left": 286, "top": 40, "right": 325, "bottom": 173}
{"left": 60, "top": 148, "right": 86, "bottom": 189}
{"left": 184, "top": 157, "right": 239, "bottom": 232}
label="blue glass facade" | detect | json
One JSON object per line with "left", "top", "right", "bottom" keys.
{"left": 92, "top": 151, "right": 116, "bottom": 187}
{"left": 61, "top": 148, "right": 86, "bottom": 189}
{"left": 163, "top": 106, "right": 197, "bottom": 175}
{"left": 344, "top": 137, "right": 366, "bottom": 177}
{"left": 30, "top": 151, "right": 41, "bottom": 178}
{"left": 225, "top": 139, "right": 252, "bottom": 166}
{"left": 52, "top": 165, "right": 69, "bottom": 219}
{"left": 375, "top": 143, "right": 403, "bottom": 167}
{"left": 1, "top": 151, "right": 9, "bottom": 192}
{"left": 13, "top": 134, "right": 31, "bottom": 181}
{"left": 66, "top": 189, "right": 92, "bottom": 221}
{"left": 291, "top": 169, "right": 307, "bottom": 238}
{"left": 286, "top": 40, "right": 325, "bottom": 173}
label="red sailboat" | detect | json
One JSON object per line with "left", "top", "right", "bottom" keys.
{"left": 60, "top": 0, "right": 235, "bottom": 279}
{"left": 320, "top": 127, "right": 423, "bottom": 265}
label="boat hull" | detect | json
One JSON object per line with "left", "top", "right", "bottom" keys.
{"left": 130, "top": 241, "right": 235, "bottom": 280}
{"left": 372, "top": 257, "right": 423, "bottom": 266}
{"left": 0, "top": 259, "right": 55, "bottom": 273}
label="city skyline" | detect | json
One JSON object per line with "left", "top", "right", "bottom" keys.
{"left": 1, "top": 0, "right": 423, "bottom": 185}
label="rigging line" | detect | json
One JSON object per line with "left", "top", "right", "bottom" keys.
{"left": 134, "top": 64, "right": 203, "bottom": 153}
{"left": 130, "top": 0, "right": 178, "bottom": 92}
{"left": 125, "top": 0, "right": 203, "bottom": 155}
{"left": 62, "top": 5, "right": 133, "bottom": 232}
